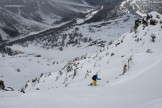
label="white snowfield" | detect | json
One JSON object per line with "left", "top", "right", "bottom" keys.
{"left": 0, "top": 11, "right": 162, "bottom": 108}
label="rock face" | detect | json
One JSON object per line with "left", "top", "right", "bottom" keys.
{"left": 0, "top": 80, "right": 14, "bottom": 91}
{"left": 0, "top": 80, "right": 5, "bottom": 90}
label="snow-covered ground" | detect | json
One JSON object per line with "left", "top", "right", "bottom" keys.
{"left": 0, "top": 12, "right": 162, "bottom": 108}
{"left": 0, "top": 13, "right": 137, "bottom": 90}
{"left": 0, "top": 56, "right": 162, "bottom": 108}
{"left": 71, "top": 13, "right": 138, "bottom": 41}
{"left": 0, "top": 43, "right": 101, "bottom": 90}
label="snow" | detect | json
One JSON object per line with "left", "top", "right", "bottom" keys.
{"left": 0, "top": 43, "right": 101, "bottom": 90}
{"left": 0, "top": 57, "right": 162, "bottom": 108}
{"left": 36, "top": 9, "right": 62, "bottom": 25}
{"left": 121, "top": 0, "right": 128, "bottom": 7}
{"left": 76, "top": 14, "right": 138, "bottom": 41}
{"left": 50, "top": 0, "right": 94, "bottom": 8}
{"left": 1, "top": 11, "right": 162, "bottom": 108}
{"left": 76, "top": 6, "right": 103, "bottom": 24}
{"left": 136, "top": 10, "right": 146, "bottom": 17}
{"left": 0, "top": 29, "right": 9, "bottom": 40}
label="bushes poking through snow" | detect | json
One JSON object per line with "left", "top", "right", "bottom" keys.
{"left": 111, "top": 53, "right": 114, "bottom": 56}
{"left": 151, "top": 34, "right": 156, "bottom": 42}
{"left": 35, "top": 55, "right": 41, "bottom": 57}
{"left": 146, "top": 49, "right": 153, "bottom": 53}
{"left": 122, "top": 57, "right": 133, "bottom": 75}
{"left": 156, "top": 15, "right": 160, "bottom": 19}
{"left": 115, "top": 43, "right": 120, "bottom": 47}
{"left": 85, "top": 70, "right": 91, "bottom": 79}
{"left": 32, "top": 78, "right": 38, "bottom": 83}
{"left": 0, "top": 46, "right": 23, "bottom": 56}
{"left": 122, "top": 64, "right": 128, "bottom": 75}
{"left": 133, "top": 14, "right": 160, "bottom": 33}
{"left": 16, "top": 68, "right": 21, "bottom": 72}
{"left": 150, "top": 19, "right": 158, "bottom": 25}
{"left": 160, "top": 20, "right": 162, "bottom": 24}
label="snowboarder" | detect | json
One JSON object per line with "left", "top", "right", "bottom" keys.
{"left": 90, "top": 74, "right": 101, "bottom": 86}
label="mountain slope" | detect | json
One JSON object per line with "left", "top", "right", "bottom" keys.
{"left": 0, "top": 7, "right": 49, "bottom": 40}
{"left": 0, "top": 11, "right": 162, "bottom": 108}
{"left": 0, "top": 0, "right": 94, "bottom": 23}
{"left": 1, "top": 58, "right": 162, "bottom": 108}
{"left": 0, "top": 13, "right": 138, "bottom": 90}
{"left": 22, "top": 12, "right": 162, "bottom": 92}
{"left": 1, "top": 0, "right": 161, "bottom": 41}
{"left": 0, "top": 0, "right": 95, "bottom": 40}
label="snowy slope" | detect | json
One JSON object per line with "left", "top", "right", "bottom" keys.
{"left": 0, "top": 11, "right": 162, "bottom": 108}
{"left": 22, "top": 11, "right": 162, "bottom": 91}
{"left": 74, "top": 13, "right": 137, "bottom": 41}
{"left": 0, "top": 13, "right": 138, "bottom": 90}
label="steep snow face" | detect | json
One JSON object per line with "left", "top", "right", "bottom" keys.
{"left": 121, "top": 0, "right": 162, "bottom": 15}
{"left": 23, "top": 12, "right": 162, "bottom": 92}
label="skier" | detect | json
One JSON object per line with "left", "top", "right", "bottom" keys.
{"left": 90, "top": 74, "right": 101, "bottom": 86}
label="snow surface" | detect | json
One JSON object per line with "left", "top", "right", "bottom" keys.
{"left": 75, "top": 14, "right": 137, "bottom": 41}
{"left": 0, "top": 54, "right": 162, "bottom": 108}
{"left": 0, "top": 11, "right": 162, "bottom": 108}
{"left": 0, "top": 13, "right": 138, "bottom": 90}
{"left": 76, "top": 6, "right": 103, "bottom": 24}
{"left": 0, "top": 43, "right": 101, "bottom": 90}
